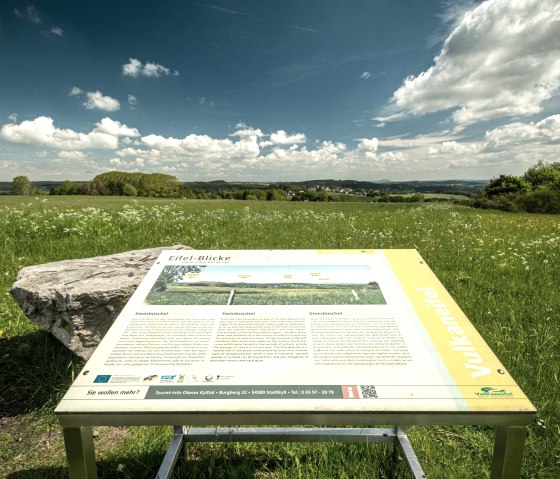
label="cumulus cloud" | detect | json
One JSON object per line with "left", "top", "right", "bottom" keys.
{"left": 231, "top": 126, "right": 264, "bottom": 139}
{"left": 122, "top": 58, "right": 179, "bottom": 78}
{"left": 383, "top": 0, "right": 560, "bottom": 127}
{"left": 95, "top": 118, "right": 140, "bottom": 137}
{"left": 140, "top": 132, "right": 261, "bottom": 164}
{"left": 70, "top": 87, "right": 120, "bottom": 111}
{"left": 6, "top": 113, "right": 559, "bottom": 181}
{"left": 428, "top": 141, "right": 481, "bottom": 156}
{"left": 483, "top": 115, "right": 560, "bottom": 151}
{"left": 57, "top": 150, "right": 89, "bottom": 161}
{"left": 420, "top": 114, "right": 560, "bottom": 171}
{"left": 83, "top": 91, "right": 120, "bottom": 111}
{"left": 0, "top": 116, "right": 139, "bottom": 150}
{"left": 259, "top": 130, "right": 307, "bottom": 147}
{"left": 116, "top": 129, "right": 412, "bottom": 179}
{"left": 259, "top": 142, "right": 346, "bottom": 171}
{"left": 270, "top": 130, "right": 306, "bottom": 145}
{"left": 128, "top": 94, "right": 137, "bottom": 106}
{"left": 357, "top": 138, "right": 379, "bottom": 151}
{"left": 110, "top": 157, "right": 145, "bottom": 169}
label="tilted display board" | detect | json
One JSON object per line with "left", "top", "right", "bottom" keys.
{"left": 55, "top": 250, "right": 535, "bottom": 478}
{"left": 56, "top": 249, "right": 533, "bottom": 416}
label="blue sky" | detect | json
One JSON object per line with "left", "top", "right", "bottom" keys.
{"left": 0, "top": 0, "right": 559, "bottom": 181}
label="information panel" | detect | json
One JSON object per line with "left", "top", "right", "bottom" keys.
{"left": 56, "top": 249, "right": 534, "bottom": 416}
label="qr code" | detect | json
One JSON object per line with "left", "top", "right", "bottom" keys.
{"left": 360, "top": 385, "right": 378, "bottom": 398}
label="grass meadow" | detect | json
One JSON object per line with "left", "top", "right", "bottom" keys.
{"left": 0, "top": 196, "right": 559, "bottom": 478}
{"left": 147, "top": 285, "right": 385, "bottom": 305}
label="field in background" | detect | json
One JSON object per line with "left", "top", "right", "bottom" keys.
{"left": 147, "top": 284, "right": 385, "bottom": 305}
{"left": 1, "top": 196, "right": 558, "bottom": 478}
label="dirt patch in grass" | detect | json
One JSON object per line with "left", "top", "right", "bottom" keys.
{"left": 0, "top": 380, "right": 36, "bottom": 417}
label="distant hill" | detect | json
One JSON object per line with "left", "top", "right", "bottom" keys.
{"left": 183, "top": 179, "right": 487, "bottom": 195}
{"left": 0, "top": 178, "right": 487, "bottom": 196}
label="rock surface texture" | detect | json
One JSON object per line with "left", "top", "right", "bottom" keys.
{"left": 10, "top": 245, "right": 190, "bottom": 360}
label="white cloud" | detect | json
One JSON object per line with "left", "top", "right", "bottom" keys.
{"left": 384, "top": 0, "right": 560, "bottom": 127}
{"left": 122, "top": 58, "right": 179, "bottom": 78}
{"left": 357, "top": 138, "right": 379, "bottom": 152}
{"left": 0, "top": 116, "right": 139, "bottom": 150}
{"left": 428, "top": 141, "right": 481, "bottom": 156}
{"left": 231, "top": 127, "right": 264, "bottom": 139}
{"left": 122, "top": 58, "right": 142, "bottom": 77}
{"left": 260, "top": 142, "right": 345, "bottom": 170}
{"left": 140, "top": 132, "right": 261, "bottom": 163}
{"left": 50, "top": 26, "right": 64, "bottom": 36}
{"left": 260, "top": 130, "right": 307, "bottom": 148}
{"left": 70, "top": 87, "right": 120, "bottom": 111}
{"left": 116, "top": 147, "right": 146, "bottom": 157}
{"left": 360, "top": 71, "right": 371, "bottom": 80}
{"left": 83, "top": 91, "right": 120, "bottom": 112}
{"left": 8, "top": 113, "right": 18, "bottom": 123}
{"left": 128, "top": 94, "right": 137, "bottom": 106}
{"left": 0, "top": 160, "right": 21, "bottom": 172}
{"left": 380, "top": 132, "right": 457, "bottom": 149}
{"left": 6, "top": 113, "right": 560, "bottom": 181}
{"left": 110, "top": 157, "right": 145, "bottom": 169}
{"left": 483, "top": 115, "right": 560, "bottom": 151}
{"left": 271, "top": 130, "right": 306, "bottom": 144}
{"left": 15, "top": 5, "right": 41, "bottom": 24}
{"left": 376, "top": 151, "right": 410, "bottom": 166}
{"left": 95, "top": 118, "right": 140, "bottom": 138}
{"left": 421, "top": 115, "right": 560, "bottom": 172}
{"left": 143, "top": 62, "right": 171, "bottom": 77}
{"left": 122, "top": 129, "right": 414, "bottom": 180}
{"left": 57, "top": 151, "right": 89, "bottom": 161}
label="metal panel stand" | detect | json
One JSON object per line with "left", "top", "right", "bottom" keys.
{"left": 156, "top": 426, "right": 186, "bottom": 479}
{"left": 156, "top": 425, "right": 426, "bottom": 479}
{"left": 490, "top": 426, "right": 528, "bottom": 479}
{"left": 63, "top": 426, "right": 98, "bottom": 479}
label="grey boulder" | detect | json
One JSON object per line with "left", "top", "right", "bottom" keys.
{"left": 10, "top": 245, "right": 190, "bottom": 360}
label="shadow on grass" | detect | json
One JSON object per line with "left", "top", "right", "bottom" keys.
{"left": 0, "top": 330, "right": 82, "bottom": 416}
{"left": 6, "top": 450, "right": 286, "bottom": 479}
{"left": 7, "top": 443, "right": 408, "bottom": 479}
{"left": 6, "top": 467, "right": 67, "bottom": 479}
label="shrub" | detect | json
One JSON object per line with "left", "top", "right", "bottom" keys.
{"left": 122, "top": 183, "right": 137, "bottom": 196}
{"left": 483, "top": 175, "right": 530, "bottom": 198}
{"left": 519, "top": 189, "right": 560, "bottom": 214}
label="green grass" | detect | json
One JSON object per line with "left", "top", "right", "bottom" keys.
{"left": 1, "top": 195, "right": 559, "bottom": 478}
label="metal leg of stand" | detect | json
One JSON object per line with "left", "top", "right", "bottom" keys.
{"left": 63, "top": 426, "right": 98, "bottom": 479}
{"left": 490, "top": 426, "right": 528, "bottom": 479}
{"left": 157, "top": 426, "right": 427, "bottom": 478}
{"left": 396, "top": 426, "right": 426, "bottom": 479}
{"left": 156, "top": 426, "right": 186, "bottom": 479}
{"left": 184, "top": 426, "right": 397, "bottom": 443}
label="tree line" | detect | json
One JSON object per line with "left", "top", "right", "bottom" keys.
{"left": 9, "top": 161, "right": 560, "bottom": 213}
{"left": 49, "top": 172, "right": 184, "bottom": 197}
{"left": 471, "top": 161, "right": 560, "bottom": 214}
